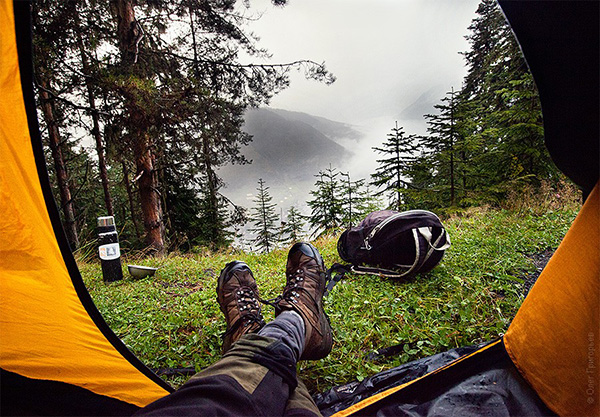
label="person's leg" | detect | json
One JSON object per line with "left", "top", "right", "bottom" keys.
{"left": 275, "top": 241, "right": 335, "bottom": 417}
{"left": 275, "top": 242, "right": 333, "bottom": 361}
{"left": 136, "top": 263, "right": 302, "bottom": 416}
{"left": 284, "top": 379, "right": 323, "bottom": 417}
{"left": 136, "top": 244, "right": 332, "bottom": 416}
{"left": 136, "top": 313, "right": 305, "bottom": 416}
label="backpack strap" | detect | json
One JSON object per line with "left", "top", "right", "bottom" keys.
{"left": 355, "top": 227, "right": 450, "bottom": 278}
{"left": 418, "top": 227, "right": 451, "bottom": 267}
{"left": 351, "top": 265, "right": 412, "bottom": 278}
{"left": 352, "top": 228, "right": 423, "bottom": 278}
{"left": 328, "top": 226, "right": 451, "bottom": 289}
{"left": 418, "top": 226, "right": 451, "bottom": 251}
{"left": 324, "top": 263, "right": 351, "bottom": 296}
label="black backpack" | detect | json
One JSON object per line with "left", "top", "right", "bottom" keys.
{"left": 325, "top": 210, "right": 450, "bottom": 295}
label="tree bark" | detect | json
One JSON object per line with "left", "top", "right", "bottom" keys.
{"left": 38, "top": 82, "right": 80, "bottom": 249}
{"left": 121, "top": 159, "right": 142, "bottom": 240}
{"left": 133, "top": 131, "right": 164, "bottom": 253}
{"left": 449, "top": 89, "right": 456, "bottom": 207}
{"left": 111, "top": 0, "right": 165, "bottom": 254}
{"left": 202, "top": 134, "right": 220, "bottom": 243}
{"left": 395, "top": 128, "right": 402, "bottom": 211}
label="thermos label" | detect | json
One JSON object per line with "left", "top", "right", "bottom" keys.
{"left": 99, "top": 243, "right": 121, "bottom": 260}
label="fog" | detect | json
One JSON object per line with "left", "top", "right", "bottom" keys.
{"left": 226, "top": 0, "right": 480, "bottom": 215}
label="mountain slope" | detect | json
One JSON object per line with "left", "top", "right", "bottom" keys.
{"left": 219, "top": 108, "right": 358, "bottom": 207}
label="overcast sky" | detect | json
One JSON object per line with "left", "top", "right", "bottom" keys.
{"left": 226, "top": 0, "right": 482, "bottom": 221}
{"left": 243, "top": 0, "right": 479, "bottom": 127}
{"left": 236, "top": 0, "right": 481, "bottom": 182}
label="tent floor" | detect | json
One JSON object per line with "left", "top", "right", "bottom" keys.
{"left": 315, "top": 339, "right": 556, "bottom": 417}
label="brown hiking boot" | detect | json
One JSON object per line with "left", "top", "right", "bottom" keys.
{"left": 217, "top": 261, "right": 266, "bottom": 353}
{"left": 275, "top": 242, "right": 333, "bottom": 360}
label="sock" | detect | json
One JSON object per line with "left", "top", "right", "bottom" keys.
{"left": 258, "top": 310, "right": 306, "bottom": 362}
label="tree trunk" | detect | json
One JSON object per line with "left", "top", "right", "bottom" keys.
{"left": 395, "top": 134, "right": 402, "bottom": 211}
{"left": 202, "top": 135, "right": 219, "bottom": 243}
{"left": 38, "top": 82, "right": 80, "bottom": 249}
{"left": 134, "top": 131, "right": 164, "bottom": 253}
{"left": 461, "top": 149, "right": 467, "bottom": 198}
{"left": 111, "top": 0, "right": 164, "bottom": 254}
{"left": 75, "top": 28, "right": 114, "bottom": 216}
{"left": 449, "top": 90, "right": 456, "bottom": 207}
{"left": 121, "top": 159, "right": 142, "bottom": 240}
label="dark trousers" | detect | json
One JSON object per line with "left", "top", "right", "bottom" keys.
{"left": 135, "top": 334, "right": 321, "bottom": 416}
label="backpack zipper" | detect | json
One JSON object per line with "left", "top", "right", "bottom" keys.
{"left": 363, "top": 210, "right": 441, "bottom": 250}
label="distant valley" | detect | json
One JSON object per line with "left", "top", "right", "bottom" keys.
{"left": 218, "top": 108, "right": 362, "bottom": 213}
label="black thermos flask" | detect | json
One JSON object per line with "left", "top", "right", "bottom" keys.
{"left": 97, "top": 216, "right": 123, "bottom": 282}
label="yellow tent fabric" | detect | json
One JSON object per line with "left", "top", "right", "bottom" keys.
{"left": 2, "top": 0, "right": 597, "bottom": 414}
{"left": 0, "top": 1, "right": 169, "bottom": 407}
{"left": 504, "top": 183, "right": 600, "bottom": 417}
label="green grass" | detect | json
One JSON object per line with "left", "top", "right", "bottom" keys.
{"left": 80, "top": 207, "right": 576, "bottom": 393}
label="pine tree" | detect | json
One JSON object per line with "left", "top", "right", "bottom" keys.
{"left": 72, "top": 2, "right": 115, "bottom": 217}
{"left": 355, "top": 184, "right": 384, "bottom": 219}
{"left": 459, "top": 0, "right": 555, "bottom": 199}
{"left": 493, "top": 72, "right": 554, "bottom": 184}
{"left": 32, "top": 0, "right": 335, "bottom": 253}
{"left": 340, "top": 172, "right": 365, "bottom": 227}
{"left": 461, "top": 0, "right": 507, "bottom": 100}
{"left": 32, "top": 2, "right": 82, "bottom": 249}
{"left": 407, "top": 0, "right": 555, "bottom": 209}
{"left": 163, "top": 164, "right": 204, "bottom": 251}
{"left": 282, "top": 206, "right": 305, "bottom": 244}
{"left": 307, "top": 165, "right": 344, "bottom": 236}
{"left": 422, "top": 88, "right": 465, "bottom": 207}
{"left": 370, "top": 122, "right": 417, "bottom": 210}
{"left": 249, "top": 179, "right": 279, "bottom": 253}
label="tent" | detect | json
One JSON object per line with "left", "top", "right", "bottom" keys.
{"left": 0, "top": 1, "right": 173, "bottom": 415}
{"left": 1, "top": 0, "right": 598, "bottom": 416}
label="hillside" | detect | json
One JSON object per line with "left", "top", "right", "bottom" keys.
{"left": 80, "top": 205, "right": 577, "bottom": 393}
{"left": 218, "top": 108, "right": 359, "bottom": 208}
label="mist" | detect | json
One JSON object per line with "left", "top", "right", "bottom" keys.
{"left": 222, "top": 0, "right": 480, "bottom": 236}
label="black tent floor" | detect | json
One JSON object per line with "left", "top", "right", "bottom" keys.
{"left": 315, "top": 339, "right": 557, "bottom": 417}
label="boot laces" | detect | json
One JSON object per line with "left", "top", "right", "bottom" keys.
{"left": 260, "top": 269, "right": 306, "bottom": 308}
{"left": 282, "top": 268, "right": 305, "bottom": 304}
{"left": 223, "top": 287, "right": 264, "bottom": 339}
{"left": 236, "top": 287, "right": 263, "bottom": 322}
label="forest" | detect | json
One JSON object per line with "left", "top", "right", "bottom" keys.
{"left": 34, "top": 0, "right": 565, "bottom": 256}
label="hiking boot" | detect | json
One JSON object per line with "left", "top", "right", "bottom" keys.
{"left": 275, "top": 242, "right": 333, "bottom": 360}
{"left": 217, "top": 261, "right": 266, "bottom": 353}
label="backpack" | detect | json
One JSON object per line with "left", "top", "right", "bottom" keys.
{"left": 326, "top": 210, "right": 450, "bottom": 295}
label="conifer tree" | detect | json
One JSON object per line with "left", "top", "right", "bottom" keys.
{"left": 370, "top": 122, "right": 417, "bottom": 210}
{"left": 307, "top": 165, "right": 344, "bottom": 236}
{"left": 282, "top": 206, "right": 305, "bottom": 244}
{"left": 422, "top": 88, "right": 464, "bottom": 207}
{"left": 32, "top": 2, "right": 82, "bottom": 249}
{"left": 411, "top": 0, "right": 555, "bottom": 208}
{"left": 340, "top": 172, "right": 365, "bottom": 227}
{"left": 356, "top": 185, "right": 384, "bottom": 217}
{"left": 249, "top": 179, "right": 279, "bottom": 253}
{"left": 32, "top": 0, "right": 334, "bottom": 253}
{"left": 459, "top": 0, "right": 554, "bottom": 196}
{"left": 493, "top": 72, "right": 553, "bottom": 183}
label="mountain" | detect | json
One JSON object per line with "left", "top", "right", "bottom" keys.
{"left": 397, "top": 86, "right": 445, "bottom": 121}
{"left": 267, "top": 108, "right": 363, "bottom": 145}
{"left": 218, "top": 108, "right": 359, "bottom": 209}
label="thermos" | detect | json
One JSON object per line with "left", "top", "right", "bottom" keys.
{"left": 97, "top": 216, "right": 123, "bottom": 282}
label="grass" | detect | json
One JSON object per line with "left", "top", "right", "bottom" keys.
{"left": 80, "top": 206, "right": 577, "bottom": 393}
